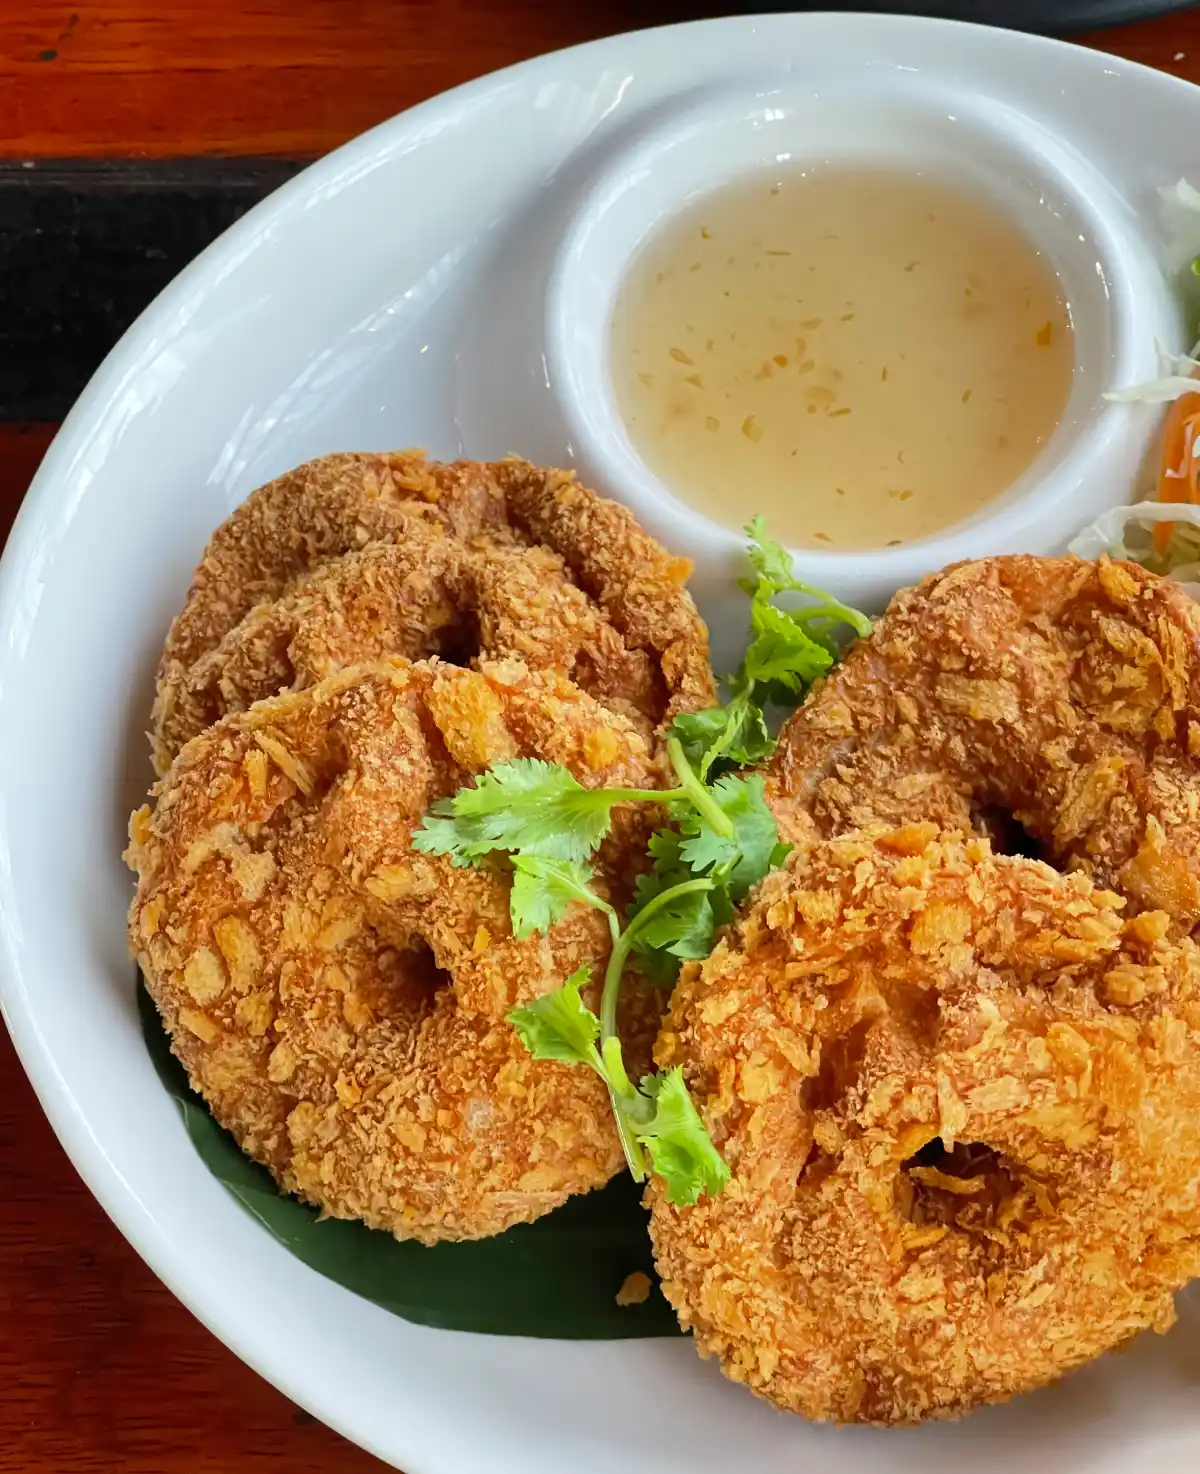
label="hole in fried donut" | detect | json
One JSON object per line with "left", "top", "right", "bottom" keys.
{"left": 807, "top": 1017, "right": 874, "bottom": 1113}
{"left": 433, "top": 608, "right": 482, "bottom": 668}
{"left": 569, "top": 650, "right": 670, "bottom": 728}
{"left": 346, "top": 939, "right": 454, "bottom": 1035}
{"left": 897, "top": 1137, "right": 1045, "bottom": 1238}
{"left": 972, "top": 805, "right": 1044, "bottom": 862}
{"left": 906, "top": 1137, "right": 1000, "bottom": 1179}
{"left": 400, "top": 939, "right": 454, "bottom": 1003}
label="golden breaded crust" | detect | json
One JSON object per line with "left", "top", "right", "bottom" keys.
{"left": 158, "top": 452, "right": 512, "bottom": 674}
{"left": 649, "top": 826, "right": 1200, "bottom": 1423}
{"left": 129, "top": 657, "right": 668, "bottom": 1243}
{"left": 151, "top": 452, "right": 715, "bottom": 772}
{"left": 766, "top": 556, "right": 1200, "bottom": 930}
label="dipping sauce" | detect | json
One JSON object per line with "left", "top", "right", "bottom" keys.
{"left": 611, "top": 167, "right": 1074, "bottom": 549}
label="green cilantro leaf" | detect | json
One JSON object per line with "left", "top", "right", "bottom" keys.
{"left": 628, "top": 827, "right": 702, "bottom": 921}
{"left": 742, "top": 598, "right": 836, "bottom": 693}
{"left": 631, "top": 885, "right": 715, "bottom": 961}
{"left": 714, "top": 692, "right": 775, "bottom": 767}
{"left": 413, "top": 758, "right": 616, "bottom": 864}
{"left": 669, "top": 687, "right": 774, "bottom": 779}
{"left": 634, "top": 1068, "right": 730, "bottom": 1206}
{"left": 742, "top": 514, "right": 798, "bottom": 593}
{"left": 508, "top": 854, "right": 608, "bottom": 939}
{"left": 508, "top": 968, "right": 602, "bottom": 1067}
{"left": 678, "top": 773, "right": 787, "bottom": 901}
{"left": 742, "top": 518, "right": 873, "bottom": 641}
{"left": 625, "top": 831, "right": 707, "bottom": 984}
{"left": 406, "top": 811, "right": 487, "bottom": 867}
{"left": 629, "top": 944, "right": 688, "bottom": 989}
{"left": 631, "top": 827, "right": 690, "bottom": 898}
{"left": 626, "top": 780, "right": 786, "bottom": 984}
{"left": 668, "top": 705, "right": 734, "bottom": 773}
{"left": 670, "top": 520, "right": 869, "bottom": 785}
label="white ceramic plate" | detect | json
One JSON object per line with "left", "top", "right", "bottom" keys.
{"left": 2, "top": 15, "right": 1199, "bottom": 1474}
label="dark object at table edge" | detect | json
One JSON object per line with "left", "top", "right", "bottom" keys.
{"left": 0, "top": 158, "right": 306, "bottom": 422}
{"left": 787, "top": 0, "right": 1198, "bottom": 32}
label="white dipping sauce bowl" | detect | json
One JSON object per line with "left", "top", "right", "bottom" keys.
{"left": 546, "top": 76, "right": 1176, "bottom": 670}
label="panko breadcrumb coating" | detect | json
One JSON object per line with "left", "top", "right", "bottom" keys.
{"left": 649, "top": 826, "right": 1200, "bottom": 1424}
{"left": 766, "top": 556, "right": 1200, "bottom": 930}
{"left": 151, "top": 452, "right": 715, "bottom": 772}
{"left": 129, "top": 657, "right": 668, "bottom": 1243}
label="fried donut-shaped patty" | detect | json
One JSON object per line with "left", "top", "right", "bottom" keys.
{"left": 129, "top": 657, "right": 665, "bottom": 1243}
{"left": 649, "top": 826, "right": 1200, "bottom": 1424}
{"left": 766, "top": 556, "right": 1200, "bottom": 929}
{"left": 151, "top": 452, "right": 715, "bottom": 771}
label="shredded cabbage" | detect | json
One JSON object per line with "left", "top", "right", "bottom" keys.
{"left": 1072, "top": 178, "right": 1200, "bottom": 595}
{"left": 1103, "top": 342, "right": 1200, "bottom": 405}
{"left": 1160, "top": 177, "right": 1200, "bottom": 213}
{"left": 1068, "top": 502, "right": 1200, "bottom": 598}
{"left": 1101, "top": 179, "right": 1200, "bottom": 403}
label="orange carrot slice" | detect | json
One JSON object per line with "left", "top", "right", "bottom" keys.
{"left": 1154, "top": 389, "right": 1200, "bottom": 553}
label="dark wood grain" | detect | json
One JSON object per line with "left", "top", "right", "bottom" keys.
{"left": 1, "top": 4, "right": 1199, "bottom": 1472}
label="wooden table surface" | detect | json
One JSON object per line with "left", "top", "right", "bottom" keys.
{"left": 2, "top": 3, "right": 1200, "bottom": 1470}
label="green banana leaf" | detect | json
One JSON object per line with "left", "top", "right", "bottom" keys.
{"left": 138, "top": 979, "right": 679, "bottom": 1338}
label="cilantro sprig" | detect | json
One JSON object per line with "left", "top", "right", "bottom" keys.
{"left": 671, "top": 517, "right": 871, "bottom": 779}
{"left": 414, "top": 739, "right": 734, "bottom": 868}
{"left": 412, "top": 520, "right": 866, "bottom": 1208}
{"left": 414, "top": 738, "right": 751, "bottom": 1204}
{"left": 627, "top": 772, "right": 791, "bottom": 987}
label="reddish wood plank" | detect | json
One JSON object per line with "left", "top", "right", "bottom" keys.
{"left": 0, "top": 0, "right": 714, "bottom": 158}
{"left": 1082, "top": 12, "right": 1200, "bottom": 70}
{"left": 0, "top": 427, "right": 385, "bottom": 1472}
{"left": 0, "top": 1022, "right": 387, "bottom": 1472}
{"left": 3, "top": 2, "right": 1187, "bottom": 161}
{"left": 0, "top": 424, "right": 56, "bottom": 536}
